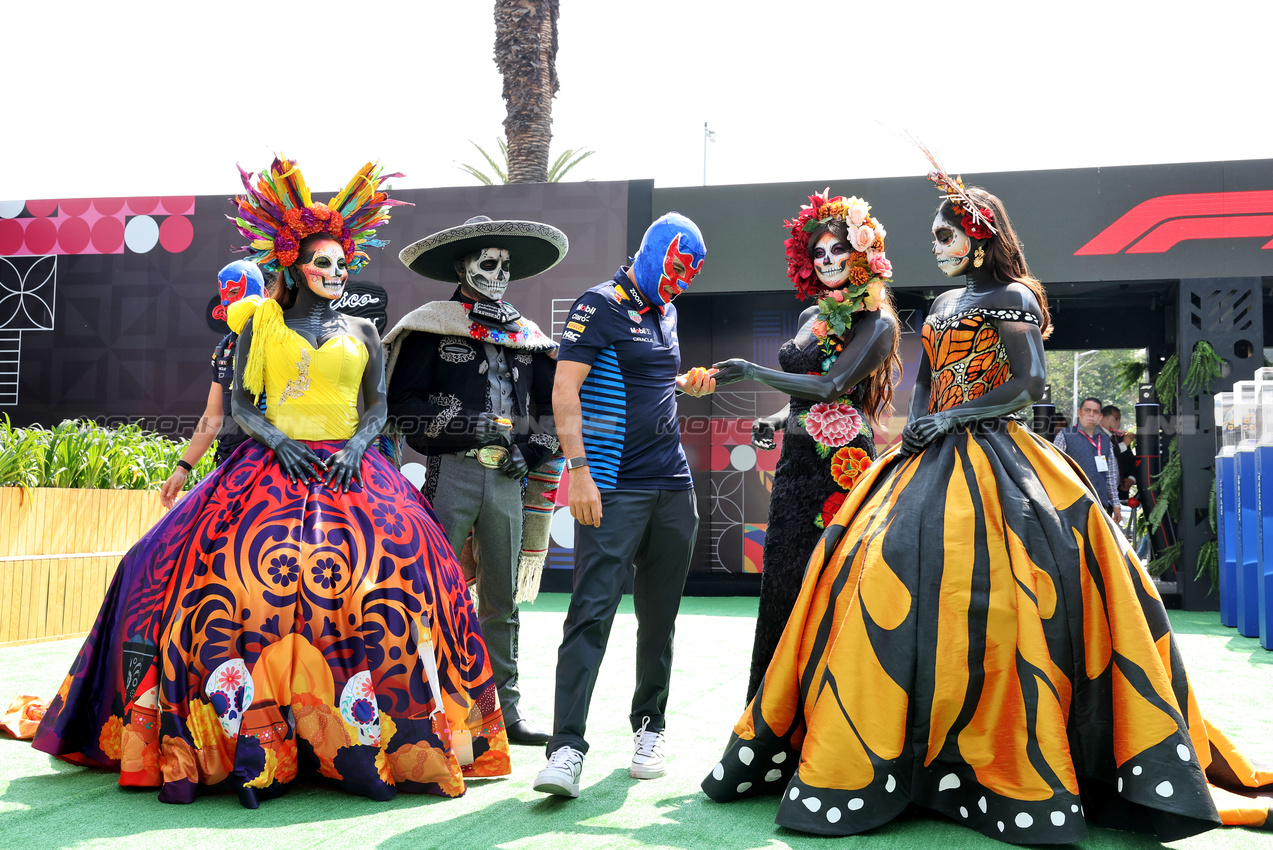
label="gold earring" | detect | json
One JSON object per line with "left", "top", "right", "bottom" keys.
{"left": 973, "top": 246, "right": 985, "bottom": 268}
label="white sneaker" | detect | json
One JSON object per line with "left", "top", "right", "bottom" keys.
{"left": 533, "top": 745, "right": 584, "bottom": 797}
{"left": 630, "top": 716, "right": 667, "bottom": 779}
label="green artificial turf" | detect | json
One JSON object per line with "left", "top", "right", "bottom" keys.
{"left": 1, "top": 595, "right": 1271, "bottom": 849}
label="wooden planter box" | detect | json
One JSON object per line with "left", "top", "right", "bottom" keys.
{"left": 0, "top": 488, "right": 166, "bottom": 646}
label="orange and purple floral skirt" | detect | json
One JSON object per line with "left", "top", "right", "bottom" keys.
{"left": 32, "top": 440, "right": 510, "bottom": 806}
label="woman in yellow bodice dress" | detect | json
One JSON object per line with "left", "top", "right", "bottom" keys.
{"left": 703, "top": 178, "right": 1272, "bottom": 843}
{"left": 32, "top": 158, "right": 510, "bottom": 805}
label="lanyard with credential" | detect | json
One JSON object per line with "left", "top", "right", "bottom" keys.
{"left": 1079, "top": 430, "right": 1103, "bottom": 454}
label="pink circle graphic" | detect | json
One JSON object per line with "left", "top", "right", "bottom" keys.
{"left": 24, "top": 218, "right": 57, "bottom": 254}
{"left": 159, "top": 215, "right": 194, "bottom": 253}
{"left": 91, "top": 216, "right": 126, "bottom": 253}
{"left": 26, "top": 199, "right": 58, "bottom": 218}
{"left": 160, "top": 196, "right": 195, "bottom": 215}
{"left": 710, "top": 444, "right": 732, "bottom": 471}
{"left": 58, "top": 217, "right": 91, "bottom": 254}
{"left": 127, "top": 197, "right": 159, "bottom": 215}
{"left": 0, "top": 219, "right": 23, "bottom": 255}
{"left": 94, "top": 198, "right": 125, "bottom": 216}
{"left": 59, "top": 198, "right": 92, "bottom": 217}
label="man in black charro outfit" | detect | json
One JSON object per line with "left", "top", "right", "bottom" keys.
{"left": 385, "top": 215, "right": 566, "bottom": 745}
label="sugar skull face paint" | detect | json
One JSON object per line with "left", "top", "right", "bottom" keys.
{"left": 632, "top": 212, "right": 706, "bottom": 305}
{"left": 300, "top": 238, "right": 348, "bottom": 299}
{"left": 812, "top": 232, "right": 851, "bottom": 288}
{"left": 932, "top": 213, "right": 972, "bottom": 277}
{"left": 459, "top": 247, "right": 511, "bottom": 301}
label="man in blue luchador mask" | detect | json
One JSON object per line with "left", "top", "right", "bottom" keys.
{"left": 534, "top": 212, "right": 715, "bottom": 798}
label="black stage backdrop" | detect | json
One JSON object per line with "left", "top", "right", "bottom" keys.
{"left": 1, "top": 182, "right": 629, "bottom": 429}
{"left": 6, "top": 158, "right": 1273, "bottom": 579}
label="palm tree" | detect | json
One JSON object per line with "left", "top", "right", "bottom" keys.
{"left": 459, "top": 138, "right": 594, "bottom": 185}
{"left": 494, "top": 0, "right": 559, "bottom": 183}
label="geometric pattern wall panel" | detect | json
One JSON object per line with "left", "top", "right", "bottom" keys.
{"left": 0, "top": 197, "right": 195, "bottom": 256}
{"left": 0, "top": 255, "right": 56, "bottom": 405}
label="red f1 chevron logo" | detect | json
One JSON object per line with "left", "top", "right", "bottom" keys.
{"left": 1075, "top": 190, "right": 1273, "bottom": 255}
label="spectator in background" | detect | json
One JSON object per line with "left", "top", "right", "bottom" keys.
{"left": 1055, "top": 397, "right": 1121, "bottom": 522}
{"left": 1101, "top": 404, "right": 1137, "bottom": 502}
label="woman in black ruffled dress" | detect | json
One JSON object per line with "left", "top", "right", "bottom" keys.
{"left": 711, "top": 190, "right": 902, "bottom": 701}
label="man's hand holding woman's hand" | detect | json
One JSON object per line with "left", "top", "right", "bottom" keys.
{"left": 677, "top": 366, "right": 717, "bottom": 397}
{"left": 709, "top": 359, "right": 753, "bottom": 385}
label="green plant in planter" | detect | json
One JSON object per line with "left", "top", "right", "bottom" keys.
{"left": 0, "top": 416, "right": 215, "bottom": 490}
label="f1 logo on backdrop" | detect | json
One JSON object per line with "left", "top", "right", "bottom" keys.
{"left": 1075, "top": 190, "right": 1273, "bottom": 255}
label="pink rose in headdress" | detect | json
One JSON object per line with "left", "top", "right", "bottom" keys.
{"left": 849, "top": 225, "right": 875, "bottom": 252}
{"left": 869, "top": 253, "right": 893, "bottom": 277}
{"left": 847, "top": 204, "right": 868, "bottom": 226}
{"left": 804, "top": 402, "right": 863, "bottom": 448}
{"left": 810, "top": 319, "right": 830, "bottom": 338}
{"left": 830, "top": 289, "right": 845, "bottom": 302}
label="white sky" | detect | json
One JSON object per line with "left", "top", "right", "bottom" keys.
{"left": 3, "top": 1, "right": 1270, "bottom": 200}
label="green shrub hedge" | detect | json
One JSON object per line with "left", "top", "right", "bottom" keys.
{"left": 0, "top": 416, "right": 216, "bottom": 490}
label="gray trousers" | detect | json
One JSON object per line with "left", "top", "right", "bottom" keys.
{"left": 427, "top": 452, "right": 526, "bottom": 724}
{"left": 547, "top": 487, "right": 699, "bottom": 755}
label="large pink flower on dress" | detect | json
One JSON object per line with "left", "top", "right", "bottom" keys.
{"left": 804, "top": 402, "right": 863, "bottom": 449}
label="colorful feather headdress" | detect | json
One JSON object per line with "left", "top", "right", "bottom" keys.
{"left": 911, "top": 138, "right": 998, "bottom": 240}
{"left": 231, "top": 156, "right": 409, "bottom": 273}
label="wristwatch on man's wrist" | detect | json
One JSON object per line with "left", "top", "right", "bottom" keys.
{"left": 564, "top": 455, "right": 589, "bottom": 471}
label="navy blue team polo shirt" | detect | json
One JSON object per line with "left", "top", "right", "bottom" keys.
{"left": 557, "top": 268, "right": 691, "bottom": 491}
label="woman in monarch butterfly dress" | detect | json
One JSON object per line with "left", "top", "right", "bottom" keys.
{"left": 702, "top": 178, "right": 1273, "bottom": 843}
{"left": 31, "top": 157, "right": 511, "bottom": 807}
{"left": 709, "top": 190, "right": 901, "bottom": 703}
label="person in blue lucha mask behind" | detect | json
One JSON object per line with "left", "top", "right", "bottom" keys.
{"left": 160, "top": 260, "right": 266, "bottom": 508}
{"left": 533, "top": 212, "right": 716, "bottom": 798}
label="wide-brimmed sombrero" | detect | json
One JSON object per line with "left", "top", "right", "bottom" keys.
{"left": 399, "top": 215, "right": 569, "bottom": 282}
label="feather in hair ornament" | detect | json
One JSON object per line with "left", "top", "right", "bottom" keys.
{"left": 227, "top": 155, "right": 410, "bottom": 400}
{"left": 910, "top": 136, "right": 998, "bottom": 240}
{"left": 230, "top": 155, "right": 410, "bottom": 274}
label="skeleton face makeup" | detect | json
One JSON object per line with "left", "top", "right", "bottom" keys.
{"left": 812, "top": 232, "right": 851, "bottom": 288}
{"left": 932, "top": 214, "right": 973, "bottom": 277}
{"left": 300, "top": 238, "right": 348, "bottom": 299}
{"left": 459, "top": 247, "right": 511, "bottom": 302}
